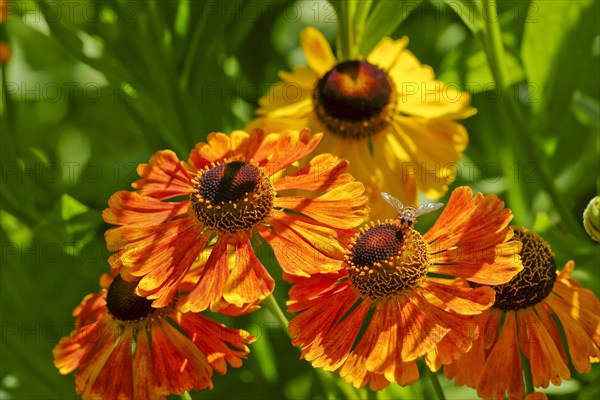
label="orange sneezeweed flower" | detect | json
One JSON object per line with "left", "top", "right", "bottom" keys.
{"left": 287, "top": 187, "right": 523, "bottom": 390}
{"left": 247, "top": 27, "right": 476, "bottom": 220}
{"left": 443, "top": 227, "right": 600, "bottom": 400}
{"left": 103, "top": 129, "right": 368, "bottom": 313}
{"left": 53, "top": 273, "right": 253, "bottom": 399}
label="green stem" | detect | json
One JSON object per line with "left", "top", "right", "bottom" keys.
{"left": 180, "top": 391, "right": 192, "bottom": 400}
{"left": 480, "top": 0, "right": 583, "bottom": 234}
{"left": 423, "top": 362, "right": 446, "bottom": 400}
{"left": 338, "top": 0, "right": 356, "bottom": 60}
{"left": 263, "top": 294, "right": 290, "bottom": 334}
{"left": 522, "top": 355, "right": 535, "bottom": 395}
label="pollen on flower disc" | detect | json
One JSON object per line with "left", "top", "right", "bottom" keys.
{"left": 492, "top": 227, "right": 557, "bottom": 311}
{"left": 191, "top": 161, "right": 275, "bottom": 234}
{"left": 346, "top": 223, "right": 429, "bottom": 301}
{"left": 106, "top": 275, "right": 154, "bottom": 321}
{"left": 314, "top": 60, "right": 395, "bottom": 140}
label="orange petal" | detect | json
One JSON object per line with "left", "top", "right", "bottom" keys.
{"left": 265, "top": 129, "right": 323, "bottom": 175}
{"left": 151, "top": 319, "right": 213, "bottom": 394}
{"left": 552, "top": 278, "right": 600, "bottom": 352}
{"left": 188, "top": 131, "right": 242, "bottom": 168}
{"left": 477, "top": 311, "right": 523, "bottom": 400}
{"left": 132, "top": 327, "right": 155, "bottom": 400}
{"left": 312, "top": 300, "right": 370, "bottom": 371}
{"left": 287, "top": 270, "right": 348, "bottom": 312}
{"left": 545, "top": 293, "right": 599, "bottom": 373}
{"left": 223, "top": 240, "right": 274, "bottom": 307}
{"left": 103, "top": 191, "right": 190, "bottom": 228}
{"left": 339, "top": 301, "right": 418, "bottom": 388}
{"left": 274, "top": 181, "right": 367, "bottom": 229}
{"left": 421, "top": 279, "right": 495, "bottom": 315}
{"left": 289, "top": 281, "right": 359, "bottom": 362}
{"left": 429, "top": 241, "right": 523, "bottom": 285}
{"left": 300, "top": 27, "right": 336, "bottom": 76}
{"left": 135, "top": 228, "right": 210, "bottom": 308}
{"left": 181, "top": 238, "right": 229, "bottom": 313}
{"left": 425, "top": 187, "right": 511, "bottom": 247}
{"left": 273, "top": 153, "right": 354, "bottom": 192}
{"left": 133, "top": 150, "right": 194, "bottom": 199}
{"left": 75, "top": 320, "right": 121, "bottom": 398}
{"left": 175, "top": 312, "right": 253, "bottom": 375}
{"left": 243, "top": 129, "right": 281, "bottom": 165}
{"left": 259, "top": 211, "right": 349, "bottom": 276}
{"left": 534, "top": 302, "right": 568, "bottom": 365}
{"left": 442, "top": 312, "right": 489, "bottom": 388}
{"left": 517, "top": 308, "right": 570, "bottom": 388}
{"left": 90, "top": 330, "right": 133, "bottom": 399}
{"left": 409, "top": 293, "right": 478, "bottom": 361}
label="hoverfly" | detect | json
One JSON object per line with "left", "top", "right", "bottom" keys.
{"left": 381, "top": 192, "right": 444, "bottom": 228}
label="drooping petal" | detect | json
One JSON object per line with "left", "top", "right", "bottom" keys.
{"left": 175, "top": 312, "right": 253, "bottom": 375}
{"left": 552, "top": 270, "right": 600, "bottom": 354}
{"left": 74, "top": 319, "right": 121, "bottom": 398}
{"left": 132, "top": 328, "right": 155, "bottom": 400}
{"left": 517, "top": 308, "right": 570, "bottom": 388}
{"left": 90, "top": 330, "right": 134, "bottom": 399}
{"left": 132, "top": 150, "right": 194, "bottom": 199}
{"left": 222, "top": 239, "right": 274, "bottom": 307}
{"left": 300, "top": 27, "right": 336, "bottom": 76}
{"left": 151, "top": 319, "right": 214, "bottom": 395}
{"left": 477, "top": 311, "right": 524, "bottom": 400}
{"left": 442, "top": 312, "right": 489, "bottom": 387}
{"left": 181, "top": 238, "right": 230, "bottom": 313}
{"left": 533, "top": 302, "right": 568, "bottom": 365}
{"left": 545, "top": 292, "right": 600, "bottom": 373}
{"left": 289, "top": 280, "right": 361, "bottom": 364}
{"left": 405, "top": 293, "right": 477, "bottom": 362}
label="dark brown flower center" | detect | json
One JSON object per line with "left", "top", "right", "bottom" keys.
{"left": 346, "top": 223, "right": 429, "bottom": 301}
{"left": 106, "top": 275, "right": 154, "bottom": 321}
{"left": 314, "top": 60, "right": 395, "bottom": 140}
{"left": 492, "top": 227, "right": 557, "bottom": 311}
{"left": 191, "top": 161, "right": 275, "bottom": 234}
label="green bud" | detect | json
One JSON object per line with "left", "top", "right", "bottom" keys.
{"left": 583, "top": 196, "right": 600, "bottom": 243}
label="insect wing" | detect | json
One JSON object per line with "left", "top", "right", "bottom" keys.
{"left": 416, "top": 202, "right": 444, "bottom": 216}
{"left": 381, "top": 192, "right": 405, "bottom": 214}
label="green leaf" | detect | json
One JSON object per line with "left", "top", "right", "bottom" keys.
{"left": 441, "top": 0, "right": 484, "bottom": 34}
{"left": 521, "top": 0, "right": 599, "bottom": 132}
{"left": 358, "top": 0, "right": 423, "bottom": 55}
{"left": 438, "top": 34, "right": 524, "bottom": 93}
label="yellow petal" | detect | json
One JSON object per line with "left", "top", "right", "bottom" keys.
{"left": 367, "top": 36, "right": 409, "bottom": 70}
{"left": 301, "top": 27, "right": 336, "bottom": 76}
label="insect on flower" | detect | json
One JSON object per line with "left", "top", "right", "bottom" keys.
{"left": 381, "top": 192, "right": 444, "bottom": 228}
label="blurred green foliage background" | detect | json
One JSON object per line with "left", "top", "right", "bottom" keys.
{"left": 1, "top": 0, "right": 599, "bottom": 399}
